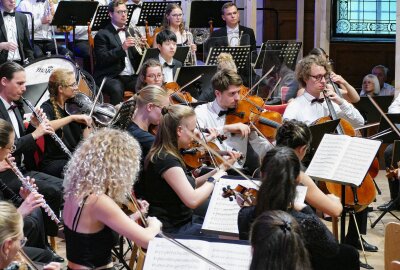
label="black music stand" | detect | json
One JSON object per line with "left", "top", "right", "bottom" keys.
{"left": 174, "top": 65, "right": 218, "bottom": 99}
{"left": 205, "top": 46, "right": 251, "bottom": 71}
{"left": 90, "top": 4, "right": 135, "bottom": 31}
{"left": 189, "top": 1, "right": 229, "bottom": 28}
{"left": 374, "top": 114, "right": 400, "bottom": 143}
{"left": 136, "top": 1, "right": 181, "bottom": 27}
{"left": 174, "top": 46, "right": 190, "bottom": 64}
{"left": 354, "top": 96, "right": 393, "bottom": 124}
{"left": 255, "top": 40, "right": 302, "bottom": 71}
{"left": 51, "top": 1, "right": 98, "bottom": 54}
{"left": 135, "top": 48, "right": 160, "bottom": 74}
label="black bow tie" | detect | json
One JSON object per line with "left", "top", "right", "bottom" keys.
{"left": 135, "top": 3, "right": 142, "bottom": 8}
{"left": 3, "top": 11, "right": 15, "bottom": 17}
{"left": 218, "top": 108, "right": 234, "bottom": 117}
{"left": 36, "top": 0, "right": 45, "bottom": 2}
{"left": 311, "top": 98, "right": 324, "bottom": 104}
{"left": 163, "top": 62, "right": 175, "bottom": 69}
{"left": 8, "top": 103, "right": 18, "bottom": 111}
{"left": 117, "top": 27, "right": 126, "bottom": 33}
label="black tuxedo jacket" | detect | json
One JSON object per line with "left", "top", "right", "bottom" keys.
{"left": 210, "top": 25, "right": 257, "bottom": 54}
{"left": 0, "top": 12, "right": 34, "bottom": 64}
{"left": 0, "top": 100, "right": 36, "bottom": 167}
{"left": 94, "top": 23, "right": 142, "bottom": 82}
{"left": 171, "top": 58, "right": 182, "bottom": 78}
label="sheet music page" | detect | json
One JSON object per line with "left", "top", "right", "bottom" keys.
{"left": 306, "top": 134, "right": 350, "bottom": 180}
{"left": 202, "top": 178, "right": 260, "bottom": 236}
{"left": 332, "top": 137, "right": 381, "bottom": 186}
{"left": 143, "top": 238, "right": 251, "bottom": 270}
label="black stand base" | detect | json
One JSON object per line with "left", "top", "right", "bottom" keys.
{"left": 371, "top": 196, "right": 400, "bottom": 228}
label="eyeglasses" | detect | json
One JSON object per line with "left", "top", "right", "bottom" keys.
{"left": 146, "top": 74, "right": 163, "bottom": 80}
{"left": 15, "top": 236, "right": 27, "bottom": 247}
{"left": 171, "top": 13, "right": 183, "bottom": 18}
{"left": 64, "top": 82, "right": 78, "bottom": 88}
{"left": 115, "top": 10, "right": 128, "bottom": 15}
{"left": 309, "top": 74, "right": 329, "bottom": 82}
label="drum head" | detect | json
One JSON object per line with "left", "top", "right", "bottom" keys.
{"left": 23, "top": 56, "right": 77, "bottom": 112}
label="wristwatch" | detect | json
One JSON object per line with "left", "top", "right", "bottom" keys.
{"left": 207, "top": 176, "right": 216, "bottom": 184}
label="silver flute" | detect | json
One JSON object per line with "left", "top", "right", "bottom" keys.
{"left": 5, "top": 157, "right": 61, "bottom": 224}
{"left": 21, "top": 97, "right": 72, "bottom": 158}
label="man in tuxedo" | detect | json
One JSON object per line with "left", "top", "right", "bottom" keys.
{"left": 0, "top": 0, "right": 34, "bottom": 65}
{"left": 155, "top": 29, "right": 182, "bottom": 83}
{"left": 0, "top": 61, "right": 63, "bottom": 238}
{"left": 94, "top": 0, "right": 142, "bottom": 105}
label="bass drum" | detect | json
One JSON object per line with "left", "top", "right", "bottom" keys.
{"left": 23, "top": 56, "right": 97, "bottom": 110}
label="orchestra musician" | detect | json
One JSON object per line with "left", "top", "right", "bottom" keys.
{"left": 195, "top": 69, "right": 273, "bottom": 174}
{"left": 155, "top": 29, "right": 182, "bottom": 83}
{"left": 0, "top": 201, "right": 61, "bottom": 270}
{"left": 283, "top": 55, "right": 378, "bottom": 252}
{"left": 63, "top": 128, "right": 162, "bottom": 270}
{"left": 238, "top": 147, "right": 360, "bottom": 270}
{"left": 0, "top": 62, "right": 63, "bottom": 238}
{"left": 0, "top": 119, "right": 63, "bottom": 263}
{"left": 0, "top": 0, "right": 34, "bottom": 65}
{"left": 143, "top": 104, "right": 238, "bottom": 235}
{"left": 126, "top": 85, "right": 170, "bottom": 198}
{"left": 135, "top": 59, "right": 164, "bottom": 91}
{"left": 93, "top": 0, "right": 141, "bottom": 105}
{"left": 39, "top": 68, "right": 92, "bottom": 178}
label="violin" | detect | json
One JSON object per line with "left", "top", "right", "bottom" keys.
{"left": 145, "top": 21, "right": 161, "bottom": 47}
{"left": 225, "top": 94, "right": 264, "bottom": 125}
{"left": 164, "top": 82, "right": 193, "bottom": 104}
{"left": 249, "top": 111, "right": 282, "bottom": 140}
{"left": 65, "top": 92, "right": 117, "bottom": 126}
{"left": 222, "top": 184, "right": 258, "bottom": 206}
{"left": 198, "top": 127, "right": 227, "bottom": 144}
{"left": 181, "top": 141, "right": 228, "bottom": 169}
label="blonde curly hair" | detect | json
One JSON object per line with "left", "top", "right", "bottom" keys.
{"left": 63, "top": 128, "right": 142, "bottom": 205}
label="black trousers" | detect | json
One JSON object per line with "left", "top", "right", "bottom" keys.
{"left": 34, "top": 40, "right": 72, "bottom": 58}
{"left": 69, "top": 40, "right": 91, "bottom": 73}
{"left": 345, "top": 208, "right": 368, "bottom": 243}
{"left": 384, "top": 143, "right": 400, "bottom": 200}
{"left": 23, "top": 246, "right": 53, "bottom": 263}
{"left": 0, "top": 169, "right": 63, "bottom": 236}
{"left": 40, "top": 159, "right": 68, "bottom": 179}
{"left": 100, "top": 75, "right": 137, "bottom": 105}
{"left": 310, "top": 243, "right": 359, "bottom": 270}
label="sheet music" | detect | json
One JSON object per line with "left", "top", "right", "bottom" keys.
{"left": 143, "top": 238, "right": 251, "bottom": 270}
{"left": 306, "top": 134, "right": 381, "bottom": 186}
{"left": 202, "top": 178, "right": 260, "bottom": 236}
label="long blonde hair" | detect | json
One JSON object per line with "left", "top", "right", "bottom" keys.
{"left": 63, "top": 128, "right": 142, "bottom": 205}
{"left": 0, "top": 202, "right": 23, "bottom": 247}
{"left": 146, "top": 105, "right": 195, "bottom": 168}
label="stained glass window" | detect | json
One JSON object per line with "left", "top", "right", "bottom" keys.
{"left": 332, "top": 0, "right": 396, "bottom": 40}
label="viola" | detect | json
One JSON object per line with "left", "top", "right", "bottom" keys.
{"left": 249, "top": 111, "right": 282, "bottom": 140}
{"left": 225, "top": 95, "right": 264, "bottom": 125}
{"left": 222, "top": 184, "right": 258, "bottom": 206}
{"left": 65, "top": 92, "right": 116, "bottom": 126}
{"left": 164, "top": 82, "right": 193, "bottom": 104}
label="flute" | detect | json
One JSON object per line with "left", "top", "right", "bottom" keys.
{"left": 5, "top": 157, "right": 61, "bottom": 225}
{"left": 21, "top": 97, "right": 72, "bottom": 158}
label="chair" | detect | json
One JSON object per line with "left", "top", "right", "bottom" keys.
{"left": 264, "top": 103, "right": 288, "bottom": 115}
{"left": 385, "top": 222, "right": 400, "bottom": 270}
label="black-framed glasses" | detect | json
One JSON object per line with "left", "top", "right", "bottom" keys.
{"left": 171, "top": 13, "right": 183, "bottom": 18}
{"left": 309, "top": 74, "right": 329, "bottom": 82}
{"left": 115, "top": 10, "right": 128, "bottom": 15}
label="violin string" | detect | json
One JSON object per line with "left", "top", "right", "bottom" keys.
{"left": 127, "top": 191, "right": 225, "bottom": 269}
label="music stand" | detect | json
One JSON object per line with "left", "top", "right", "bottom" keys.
{"left": 254, "top": 41, "right": 302, "bottom": 71}
{"left": 205, "top": 46, "right": 251, "bottom": 71}
{"left": 91, "top": 4, "right": 135, "bottom": 31}
{"left": 354, "top": 96, "right": 393, "bottom": 124}
{"left": 136, "top": 1, "right": 181, "bottom": 27}
{"left": 174, "top": 65, "right": 218, "bottom": 99}
{"left": 174, "top": 46, "right": 190, "bottom": 64}
{"left": 188, "top": 1, "right": 229, "bottom": 28}
{"left": 51, "top": 1, "right": 98, "bottom": 52}
{"left": 374, "top": 114, "right": 400, "bottom": 143}
{"left": 135, "top": 48, "right": 160, "bottom": 75}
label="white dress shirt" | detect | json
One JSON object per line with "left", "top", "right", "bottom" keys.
{"left": 283, "top": 91, "right": 365, "bottom": 128}
{"left": 388, "top": 94, "right": 400, "bottom": 113}
{"left": 112, "top": 23, "right": 135, "bottom": 76}
{"left": 226, "top": 25, "right": 239, "bottom": 47}
{"left": 1, "top": 9, "right": 21, "bottom": 61}
{"left": 0, "top": 97, "right": 21, "bottom": 138}
{"left": 159, "top": 55, "right": 174, "bottom": 83}
{"left": 195, "top": 100, "right": 273, "bottom": 167}
{"left": 127, "top": 1, "right": 146, "bottom": 36}
{"left": 17, "top": 0, "right": 52, "bottom": 40}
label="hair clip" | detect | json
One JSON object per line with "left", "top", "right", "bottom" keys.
{"left": 161, "top": 107, "right": 169, "bottom": 115}
{"left": 279, "top": 221, "right": 292, "bottom": 233}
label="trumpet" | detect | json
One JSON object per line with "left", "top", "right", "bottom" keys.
{"left": 127, "top": 26, "right": 150, "bottom": 56}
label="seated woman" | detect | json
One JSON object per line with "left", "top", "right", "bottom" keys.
{"left": 0, "top": 201, "right": 60, "bottom": 270}
{"left": 135, "top": 59, "right": 164, "bottom": 91}
{"left": 40, "top": 68, "right": 92, "bottom": 178}
{"left": 238, "top": 147, "right": 359, "bottom": 270}
{"left": 144, "top": 104, "right": 238, "bottom": 235}
{"left": 63, "top": 128, "right": 162, "bottom": 270}
{"left": 359, "top": 74, "right": 380, "bottom": 96}
{"left": 250, "top": 210, "right": 311, "bottom": 270}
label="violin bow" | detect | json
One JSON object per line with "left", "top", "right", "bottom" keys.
{"left": 240, "top": 65, "right": 275, "bottom": 100}
{"left": 88, "top": 77, "right": 107, "bottom": 118}
{"left": 265, "top": 77, "right": 282, "bottom": 101}
{"left": 169, "top": 74, "right": 203, "bottom": 104}
{"left": 367, "top": 95, "right": 400, "bottom": 138}
{"left": 126, "top": 193, "right": 226, "bottom": 270}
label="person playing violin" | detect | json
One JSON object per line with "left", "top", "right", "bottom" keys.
{"left": 143, "top": 104, "right": 238, "bottom": 235}
{"left": 126, "top": 85, "right": 170, "bottom": 198}
{"left": 283, "top": 55, "right": 377, "bottom": 252}
{"left": 238, "top": 146, "right": 360, "bottom": 270}
{"left": 63, "top": 128, "right": 162, "bottom": 270}
{"left": 135, "top": 59, "right": 164, "bottom": 91}
{"left": 195, "top": 69, "right": 273, "bottom": 174}
{"left": 39, "top": 68, "right": 92, "bottom": 178}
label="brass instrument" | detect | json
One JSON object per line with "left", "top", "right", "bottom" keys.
{"left": 127, "top": 26, "right": 150, "bottom": 56}
{"left": 185, "top": 30, "right": 197, "bottom": 66}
